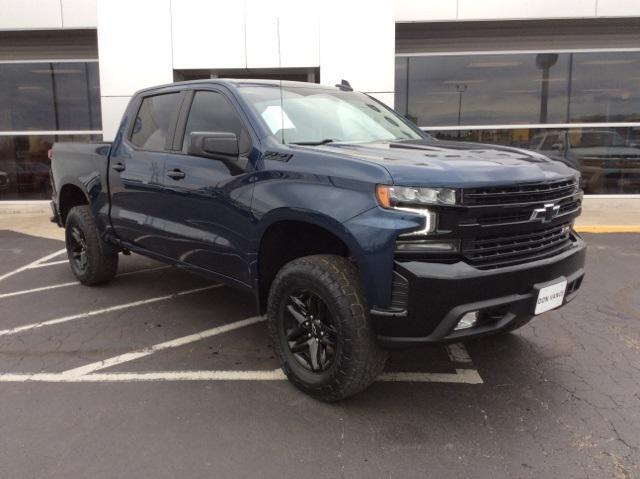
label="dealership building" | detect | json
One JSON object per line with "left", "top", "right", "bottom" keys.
{"left": 1, "top": 0, "right": 640, "bottom": 207}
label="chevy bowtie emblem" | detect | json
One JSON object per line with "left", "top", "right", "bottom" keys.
{"left": 530, "top": 203, "right": 560, "bottom": 223}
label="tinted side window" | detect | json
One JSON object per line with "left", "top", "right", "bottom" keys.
{"left": 130, "top": 93, "right": 181, "bottom": 151}
{"left": 541, "top": 134, "right": 561, "bottom": 150}
{"left": 183, "top": 91, "right": 243, "bottom": 151}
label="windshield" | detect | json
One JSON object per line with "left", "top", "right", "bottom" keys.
{"left": 238, "top": 85, "right": 424, "bottom": 144}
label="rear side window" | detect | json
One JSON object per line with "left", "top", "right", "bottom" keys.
{"left": 182, "top": 91, "right": 244, "bottom": 151}
{"left": 130, "top": 93, "right": 181, "bottom": 151}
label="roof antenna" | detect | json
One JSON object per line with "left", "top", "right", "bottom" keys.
{"left": 335, "top": 79, "right": 353, "bottom": 91}
{"left": 277, "top": 17, "right": 285, "bottom": 144}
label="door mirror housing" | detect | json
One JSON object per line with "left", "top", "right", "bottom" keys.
{"left": 187, "top": 132, "right": 239, "bottom": 161}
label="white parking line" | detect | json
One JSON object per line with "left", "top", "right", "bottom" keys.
{"left": 26, "top": 259, "right": 69, "bottom": 269}
{"left": 0, "top": 284, "right": 221, "bottom": 336}
{"left": 446, "top": 343, "right": 473, "bottom": 363}
{"left": 0, "top": 281, "right": 79, "bottom": 299}
{"left": 62, "top": 316, "right": 266, "bottom": 378}
{"left": 0, "top": 248, "right": 66, "bottom": 283}
{"left": 379, "top": 369, "right": 482, "bottom": 384}
{"left": 0, "top": 265, "right": 172, "bottom": 300}
{"left": 0, "top": 368, "right": 482, "bottom": 384}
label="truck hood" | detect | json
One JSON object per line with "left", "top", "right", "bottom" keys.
{"left": 318, "top": 139, "right": 578, "bottom": 187}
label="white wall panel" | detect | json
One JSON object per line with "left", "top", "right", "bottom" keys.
{"left": 61, "top": 0, "right": 97, "bottom": 28}
{"left": 319, "top": 0, "right": 395, "bottom": 94}
{"left": 0, "top": 0, "right": 62, "bottom": 29}
{"left": 100, "top": 96, "right": 132, "bottom": 141}
{"left": 245, "top": 0, "right": 319, "bottom": 68}
{"left": 597, "top": 0, "right": 640, "bottom": 16}
{"left": 458, "top": 0, "right": 597, "bottom": 20}
{"left": 97, "top": 0, "right": 173, "bottom": 97}
{"left": 395, "top": 0, "right": 457, "bottom": 22}
{"left": 171, "top": 0, "right": 246, "bottom": 69}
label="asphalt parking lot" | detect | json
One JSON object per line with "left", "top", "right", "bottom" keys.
{"left": 0, "top": 229, "right": 638, "bottom": 479}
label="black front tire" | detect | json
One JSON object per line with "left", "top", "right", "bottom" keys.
{"left": 268, "top": 254, "right": 387, "bottom": 401}
{"left": 65, "top": 205, "right": 118, "bottom": 285}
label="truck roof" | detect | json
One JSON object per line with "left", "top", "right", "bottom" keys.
{"left": 136, "top": 78, "right": 340, "bottom": 96}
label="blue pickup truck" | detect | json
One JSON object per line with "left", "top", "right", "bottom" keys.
{"left": 50, "top": 79, "right": 586, "bottom": 400}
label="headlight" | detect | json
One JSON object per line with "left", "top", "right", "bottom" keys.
{"left": 376, "top": 185, "right": 457, "bottom": 208}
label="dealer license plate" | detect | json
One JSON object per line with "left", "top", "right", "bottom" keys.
{"left": 534, "top": 280, "right": 567, "bottom": 315}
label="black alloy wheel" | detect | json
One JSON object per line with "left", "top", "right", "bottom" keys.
{"left": 64, "top": 205, "right": 119, "bottom": 285}
{"left": 68, "top": 225, "right": 89, "bottom": 272}
{"left": 267, "top": 254, "right": 387, "bottom": 401}
{"left": 284, "top": 290, "right": 339, "bottom": 372}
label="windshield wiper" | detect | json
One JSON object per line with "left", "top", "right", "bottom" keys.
{"left": 289, "top": 139, "right": 337, "bottom": 146}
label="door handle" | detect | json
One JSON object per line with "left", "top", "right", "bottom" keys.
{"left": 166, "top": 169, "right": 186, "bottom": 180}
{"left": 112, "top": 162, "right": 126, "bottom": 172}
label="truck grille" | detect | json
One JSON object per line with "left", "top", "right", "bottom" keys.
{"left": 462, "top": 179, "right": 577, "bottom": 206}
{"left": 461, "top": 221, "right": 573, "bottom": 269}
{"left": 474, "top": 198, "right": 581, "bottom": 226}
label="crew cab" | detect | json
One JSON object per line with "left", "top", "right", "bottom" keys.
{"left": 50, "top": 79, "right": 586, "bottom": 400}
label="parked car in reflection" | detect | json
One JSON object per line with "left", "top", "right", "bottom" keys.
{"left": 530, "top": 130, "right": 640, "bottom": 194}
{"left": 16, "top": 161, "right": 51, "bottom": 193}
{"left": 0, "top": 169, "right": 9, "bottom": 192}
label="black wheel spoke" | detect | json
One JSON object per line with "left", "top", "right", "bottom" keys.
{"left": 286, "top": 325, "right": 307, "bottom": 342}
{"left": 286, "top": 304, "right": 307, "bottom": 325}
{"left": 283, "top": 289, "right": 338, "bottom": 373}
{"left": 308, "top": 339, "right": 320, "bottom": 371}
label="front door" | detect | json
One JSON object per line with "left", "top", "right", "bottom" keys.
{"left": 158, "top": 89, "right": 256, "bottom": 286}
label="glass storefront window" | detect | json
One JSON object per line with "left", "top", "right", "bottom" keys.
{"left": 0, "top": 134, "right": 101, "bottom": 200}
{"left": 396, "top": 51, "right": 640, "bottom": 127}
{"left": 0, "top": 62, "right": 101, "bottom": 131}
{"left": 397, "top": 50, "right": 640, "bottom": 193}
{"left": 0, "top": 60, "right": 101, "bottom": 200}
{"left": 427, "top": 127, "right": 640, "bottom": 194}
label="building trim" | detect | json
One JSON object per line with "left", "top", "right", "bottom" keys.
{"left": 396, "top": 47, "right": 640, "bottom": 57}
{"left": 0, "top": 58, "right": 98, "bottom": 64}
{"left": 0, "top": 130, "right": 102, "bottom": 136}
{"left": 420, "top": 123, "right": 640, "bottom": 131}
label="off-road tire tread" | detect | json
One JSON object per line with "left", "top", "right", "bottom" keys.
{"left": 65, "top": 205, "right": 118, "bottom": 285}
{"left": 268, "top": 254, "right": 387, "bottom": 401}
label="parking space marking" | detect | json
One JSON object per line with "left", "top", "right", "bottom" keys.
{"left": 26, "top": 259, "right": 69, "bottom": 269}
{"left": 0, "top": 248, "right": 66, "bottom": 282}
{"left": 0, "top": 265, "right": 173, "bottom": 300}
{"left": 0, "top": 281, "right": 79, "bottom": 299}
{"left": 0, "top": 284, "right": 221, "bottom": 336}
{"left": 446, "top": 343, "right": 472, "bottom": 364}
{"left": 0, "top": 368, "right": 483, "bottom": 383}
{"left": 61, "top": 316, "right": 266, "bottom": 378}
{"left": 379, "top": 369, "right": 482, "bottom": 384}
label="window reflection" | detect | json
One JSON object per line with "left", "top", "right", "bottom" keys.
{"left": 0, "top": 135, "right": 101, "bottom": 200}
{"left": 427, "top": 127, "right": 640, "bottom": 194}
{"left": 0, "top": 62, "right": 101, "bottom": 131}
{"left": 396, "top": 51, "right": 640, "bottom": 126}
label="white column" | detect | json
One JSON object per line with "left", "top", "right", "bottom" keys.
{"left": 97, "top": 0, "right": 173, "bottom": 140}
{"left": 319, "top": 0, "right": 395, "bottom": 107}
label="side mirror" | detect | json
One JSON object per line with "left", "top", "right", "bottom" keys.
{"left": 551, "top": 142, "right": 564, "bottom": 151}
{"left": 187, "top": 132, "right": 239, "bottom": 161}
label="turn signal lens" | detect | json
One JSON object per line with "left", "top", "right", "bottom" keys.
{"left": 376, "top": 185, "right": 392, "bottom": 208}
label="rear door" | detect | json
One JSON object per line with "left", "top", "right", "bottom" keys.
{"left": 157, "top": 88, "right": 256, "bottom": 286}
{"left": 108, "top": 91, "right": 184, "bottom": 254}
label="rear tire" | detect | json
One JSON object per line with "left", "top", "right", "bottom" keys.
{"left": 267, "top": 254, "right": 387, "bottom": 401}
{"left": 65, "top": 205, "right": 118, "bottom": 285}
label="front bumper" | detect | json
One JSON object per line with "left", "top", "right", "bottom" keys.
{"left": 373, "top": 233, "right": 586, "bottom": 347}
